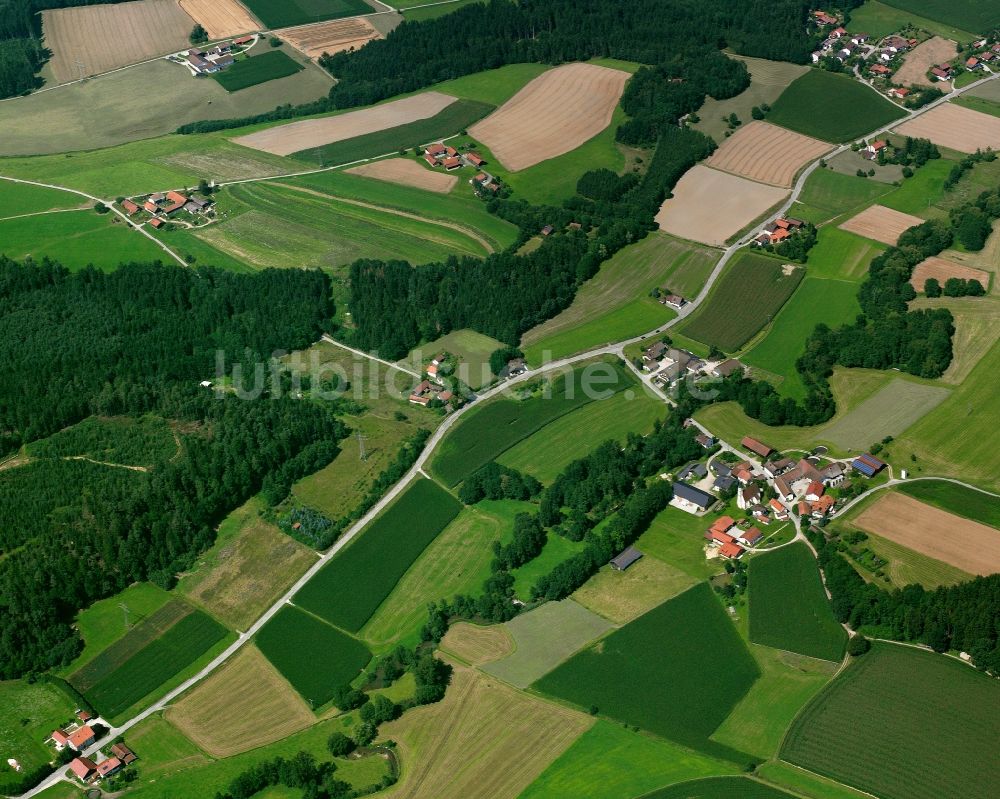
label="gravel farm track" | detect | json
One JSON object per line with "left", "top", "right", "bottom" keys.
{"left": 179, "top": 0, "right": 262, "bottom": 40}
{"left": 469, "top": 63, "right": 630, "bottom": 171}
{"left": 706, "top": 121, "right": 833, "bottom": 187}
{"left": 838, "top": 203, "right": 925, "bottom": 245}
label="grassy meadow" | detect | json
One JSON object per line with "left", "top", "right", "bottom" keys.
{"left": 399, "top": 328, "right": 505, "bottom": 389}
{"left": 214, "top": 50, "right": 304, "bottom": 93}
{"left": 635, "top": 505, "right": 729, "bottom": 580}
{"left": 793, "top": 169, "right": 893, "bottom": 226}
{"left": 242, "top": 0, "right": 371, "bottom": 28}
{"left": 0, "top": 680, "right": 77, "bottom": 793}
{"left": 511, "top": 534, "right": 588, "bottom": 602}
{"left": 572, "top": 557, "right": 698, "bottom": 625}
{"left": 847, "top": 1, "right": 979, "bottom": 39}
{"left": 878, "top": 0, "right": 1000, "bottom": 32}
{"left": 896, "top": 481, "right": 1000, "bottom": 528}
{"left": 0, "top": 181, "right": 86, "bottom": 218}
{"left": 641, "top": 777, "right": 798, "bottom": 799}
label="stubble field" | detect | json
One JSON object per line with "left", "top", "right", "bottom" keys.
{"left": 910, "top": 255, "right": 990, "bottom": 291}
{"left": 179, "top": 0, "right": 261, "bottom": 39}
{"left": 282, "top": 17, "right": 382, "bottom": 59}
{"left": 893, "top": 103, "right": 1000, "bottom": 153}
{"left": 346, "top": 157, "right": 458, "bottom": 192}
{"left": 706, "top": 121, "right": 831, "bottom": 188}
{"left": 838, "top": 204, "right": 924, "bottom": 245}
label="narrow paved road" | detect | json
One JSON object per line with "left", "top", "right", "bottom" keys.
{"left": 14, "top": 67, "right": 1000, "bottom": 799}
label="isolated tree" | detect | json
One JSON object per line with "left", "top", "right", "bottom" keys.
{"left": 189, "top": 24, "right": 208, "bottom": 45}
{"left": 751, "top": 105, "right": 764, "bottom": 120}
{"left": 327, "top": 732, "right": 356, "bottom": 757}
{"left": 847, "top": 635, "right": 870, "bottom": 657}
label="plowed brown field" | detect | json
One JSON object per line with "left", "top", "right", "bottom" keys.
{"left": 282, "top": 17, "right": 382, "bottom": 59}
{"left": 707, "top": 121, "right": 831, "bottom": 187}
{"left": 911, "top": 256, "right": 990, "bottom": 291}
{"left": 179, "top": 0, "right": 260, "bottom": 40}
{"left": 346, "top": 158, "right": 458, "bottom": 192}
{"left": 469, "top": 63, "right": 630, "bottom": 171}
{"left": 839, "top": 204, "right": 924, "bottom": 245}
{"left": 893, "top": 103, "right": 1000, "bottom": 153}
{"left": 232, "top": 91, "right": 457, "bottom": 155}
{"left": 854, "top": 492, "right": 1000, "bottom": 576}
{"left": 43, "top": 0, "right": 192, "bottom": 83}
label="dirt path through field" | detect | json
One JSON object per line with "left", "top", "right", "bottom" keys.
{"left": 271, "top": 181, "right": 494, "bottom": 253}
{"left": 854, "top": 492, "right": 1000, "bottom": 575}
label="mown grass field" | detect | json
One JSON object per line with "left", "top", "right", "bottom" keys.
{"left": 781, "top": 643, "right": 1000, "bottom": 799}
{"left": 432, "top": 359, "right": 635, "bottom": 485}
{"left": 793, "top": 169, "right": 893, "bottom": 225}
{"left": 641, "top": 777, "right": 797, "bottom": 798}
{"left": 242, "top": 0, "right": 371, "bottom": 28}
{"left": 0, "top": 211, "right": 166, "bottom": 271}
{"left": 484, "top": 599, "right": 613, "bottom": 688}
{"left": 636, "top": 505, "right": 728, "bottom": 580}
{"left": 293, "top": 478, "right": 462, "bottom": 632}
{"left": 291, "top": 99, "right": 495, "bottom": 165}
{"left": 255, "top": 605, "right": 371, "bottom": 706}
{"left": 535, "top": 583, "right": 759, "bottom": 762}
{"left": 847, "top": 0, "right": 979, "bottom": 39}
{"left": 214, "top": 50, "right": 304, "bottom": 92}
{"left": 0, "top": 181, "right": 85, "bottom": 218}
{"left": 897, "top": 481, "right": 1000, "bottom": 527}
{"left": 879, "top": 0, "right": 1000, "bottom": 32}
{"left": 803, "top": 226, "right": 885, "bottom": 281}
{"left": 177, "top": 498, "right": 317, "bottom": 631}
{"left": 70, "top": 604, "right": 229, "bottom": 718}
{"left": 748, "top": 543, "right": 847, "bottom": 662}
{"left": 0, "top": 680, "right": 77, "bottom": 794}
{"left": 571, "top": 557, "right": 698, "bottom": 625}
{"left": 680, "top": 252, "right": 804, "bottom": 352}
{"left": 361, "top": 499, "right": 535, "bottom": 649}
{"left": 768, "top": 70, "right": 906, "bottom": 143}
{"left": 497, "top": 391, "right": 663, "bottom": 483}
{"left": 519, "top": 719, "right": 738, "bottom": 799}
{"left": 522, "top": 232, "right": 717, "bottom": 363}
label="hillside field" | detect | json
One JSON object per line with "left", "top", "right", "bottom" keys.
{"left": 767, "top": 70, "right": 906, "bottom": 143}
{"left": 781, "top": 643, "right": 1000, "bottom": 799}
{"left": 534, "top": 583, "right": 759, "bottom": 762}
{"left": 293, "top": 477, "right": 462, "bottom": 632}
{"left": 748, "top": 543, "right": 847, "bottom": 662}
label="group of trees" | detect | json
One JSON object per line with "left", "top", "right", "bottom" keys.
{"left": 924, "top": 277, "right": 986, "bottom": 298}
{"left": 458, "top": 462, "right": 541, "bottom": 504}
{"left": 214, "top": 751, "right": 356, "bottom": 799}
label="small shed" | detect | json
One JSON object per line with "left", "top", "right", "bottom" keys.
{"left": 610, "top": 546, "right": 643, "bottom": 571}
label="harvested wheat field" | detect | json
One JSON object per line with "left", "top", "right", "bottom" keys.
{"left": 439, "top": 623, "right": 514, "bottom": 666}
{"left": 707, "top": 121, "right": 831, "bottom": 187}
{"left": 893, "top": 103, "right": 1000, "bottom": 154}
{"left": 43, "top": 0, "right": 192, "bottom": 83}
{"left": 911, "top": 256, "right": 990, "bottom": 292}
{"left": 379, "top": 663, "right": 592, "bottom": 799}
{"left": 655, "top": 165, "right": 788, "bottom": 246}
{"left": 468, "top": 63, "right": 630, "bottom": 171}
{"left": 179, "top": 0, "right": 260, "bottom": 40}
{"left": 167, "top": 645, "right": 315, "bottom": 757}
{"left": 233, "top": 92, "right": 457, "bottom": 156}
{"left": 854, "top": 492, "right": 1000, "bottom": 576}
{"left": 282, "top": 17, "right": 382, "bottom": 59}
{"left": 894, "top": 37, "right": 958, "bottom": 87}
{"left": 346, "top": 158, "right": 458, "bottom": 192}
{"left": 839, "top": 204, "right": 924, "bottom": 245}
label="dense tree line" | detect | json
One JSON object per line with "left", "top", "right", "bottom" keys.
{"left": 214, "top": 751, "right": 353, "bottom": 799}
{"left": 809, "top": 528, "right": 1000, "bottom": 673}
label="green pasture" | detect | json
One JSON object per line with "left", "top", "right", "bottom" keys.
{"left": 896, "top": 481, "right": 1000, "bottom": 528}
{"left": 497, "top": 391, "right": 664, "bottom": 483}
{"left": 755, "top": 762, "right": 874, "bottom": 799}
{"left": 748, "top": 544, "right": 847, "bottom": 661}
{"left": 0, "top": 181, "right": 85, "bottom": 218}
{"left": 519, "top": 720, "right": 738, "bottom": 799}
{"left": 0, "top": 680, "right": 77, "bottom": 794}
{"left": 214, "top": 51, "right": 304, "bottom": 93}
{"left": 242, "top": 0, "right": 371, "bottom": 28}
{"left": 781, "top": 643, "right": 1000, "bottom": 799}
{"left": 953, "top": 95, "right": 1000, "bottom": 119}
{"left": 768, "top": 70, "right": 906, "bottom": 143}
{"left": 511, "top": 534, "right": 588, "bottom": 602}
{"left": 878, "top": 0, "right": 1000, "bottom": 32}
{"left": 398, "top": 328, "right": 505, "bottom": 389}
{"left": 852, "top": 529, "right": 973, "bottom": 590}
{"left": 293, "top": 477, "right": 462, "bottom": 632}
{"left": 794, "top": 169, "right": 893, "bottom": 225}
{"left": 847, "top": 0, "right": 979, "bottom": 39}
{"left": 803, "top": 226, "right": 885, "bottom": 281}
{"left": 636, "top": 505, "right": 729, "bottom": 580}
{"left": 877, "top": 157, "right": 954, "bottom": 216}
{"left": 641, "top": 777, "right": 798, "bottom": 799}
{"left": 255, "top": 605, "right": 372, "bottom": 707}
{"left": 535, "top": 583, "right": 759, "bottom": 763}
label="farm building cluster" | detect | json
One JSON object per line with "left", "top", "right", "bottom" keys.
{"left": 120, "top": 190, "right": 216, "bottom": 230}
{"left": 423, "top": 143, "right": 503, "bottom": 194}
{"left": 753, "top": 215, "right": 806, "bottom": 247}
{"left": 640, "top": 341, "right": 746, "bottom": 390}
{"left": 177, "top": 35, "right": 255, "bottom": 76}
{"left": 408, "top": 353, "right": 457, "bottom": 409}
{"left": 47, "top": 712, "right": 138, "bottom": 785}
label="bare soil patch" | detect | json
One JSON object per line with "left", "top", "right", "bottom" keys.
{"left": 469, "top": 63, "right": 630, "bottom": 171}
{"left": 43, "top": 0, "right": 192, "bottom": 83}
{"left": 379, "top": 663, "right": 592, "bottom": 799}
{"left": 282, "top": 17, "right": 382, "bottom": 59}
{"left": 894, "top": 37, "right": 958, "bottom": 87}
{"left": 839, "top": 204, "right": 924, "bottom": 245}
{"left": 346, "top": 158, "right": 458, "bottom": 193}
{"left": 854, "top": 492, "right": 1000, "bottom": 576}
{"left": 707, "top": 121, "right": 832, "bottom": 187}
{"left": 232, "top": 91, "right": 457, "bottom": 156}
{"left": 893, "top": 103, "right": 1000, "bottom": 154}
{"left": 179, "top": 0, "right": 261, "bottom": 39}
{"left": 911, "top": 256, "right": 990, "bottom": 292}
{"left": 655, "top": 165, "right": 788, "bottom": 246}
{"left": 167, "top": 645, "right": 315, "bottom": 757}
{"left": 439, "top": 622, "right": 514, "bottom": 666}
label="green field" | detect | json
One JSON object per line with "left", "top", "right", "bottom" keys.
{"left": 794, "top": 170, "right": 893, "bottom": 226}
{"left": 641, "top": 777, "right": 798, "bottom": 799}
{"left": 292, "top": 99, "right": 494, "bottom": 165}
{"left": 480, "top": 599, "right": 611, "bottom": 689}
{"left": 0, "top": 680, "right": 77, "bottom": 793}
{"left": 70, "top": 605, "right": 229, "bottom": 718}
{"left": 497, "top": 391, "right": 663, "bottom": 483}
{"left": 402, "top": 0, "right": 484, "bottom": 21}
{"left": 680, "top": 252, "right": 804, "bottom": 352}
{"left": 847, "top": 0, "right": 980, "bottom": 39}
{"left": 214, "top": 51, "right": 304, "bottom": 92}
{"left": 398, "top": 328, "right": 504, "bottom": 389}
{"left": 636, "top": 506, "right": 728, "bottom": 580}
{"left": 535, "top": 583, "right": 759, "bottom": 762}
{"left": 879, "top": 0, "right": 1000, "bottom": 32}
{"left": 0, "top": 181, "right": 85, "bottom": 218}
{"left": 801, "top": 226, "right": 885, "bottom": 281}
{"left": 519, "top": 720, "right": 738, "bottom": 799}
{"left": 432, "top": 359, "right": 636, "bottom": 486}
{"left": 877, "top": 157, "right": 954, "bottom": 216}
{"left": 255, "top": 605, "right": 372, "bottom": 706}
{"left": 768, "top": 70, "right": 906, "bottom": 143}
{"left": 522, "top": 232, "right": 718, "bottom": 363}
{"left": 0, "top": 211, "right": 168, "bottom": 271}
{"left": 854, "top": 529, "right": 973, "bottom": 589}
{"left": 755, "top": 762, "right": 874, "bottom": 799}
{"left": 293, "top": 478, "right": 462, "bottom": 632}
{"left": 896, "top": 481, "right": 1000, "bottom": 528}
{"left": 510, "top": 534, "right": 588, "bottom": 602}
{"left": 744, "top": 277, "right": 861, "bottom": 398}
{"left": 748, "top": 544, "right": 847, "bottom": 662}
{"left": 242, "top": 0, "right": 371, "bottom": 28}
{"left": 953, "top": 95, "right": 1000, "bottom": 119}
{"left": 781, "top": 643, "right": 1000, "bottom": 799}
{"left": 361, "top": 499, "right": 535, "bottom": 648}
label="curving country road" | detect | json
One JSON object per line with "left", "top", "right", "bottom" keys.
{"left": 13, "top": 67, "right": 1000, "bottom": 799}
